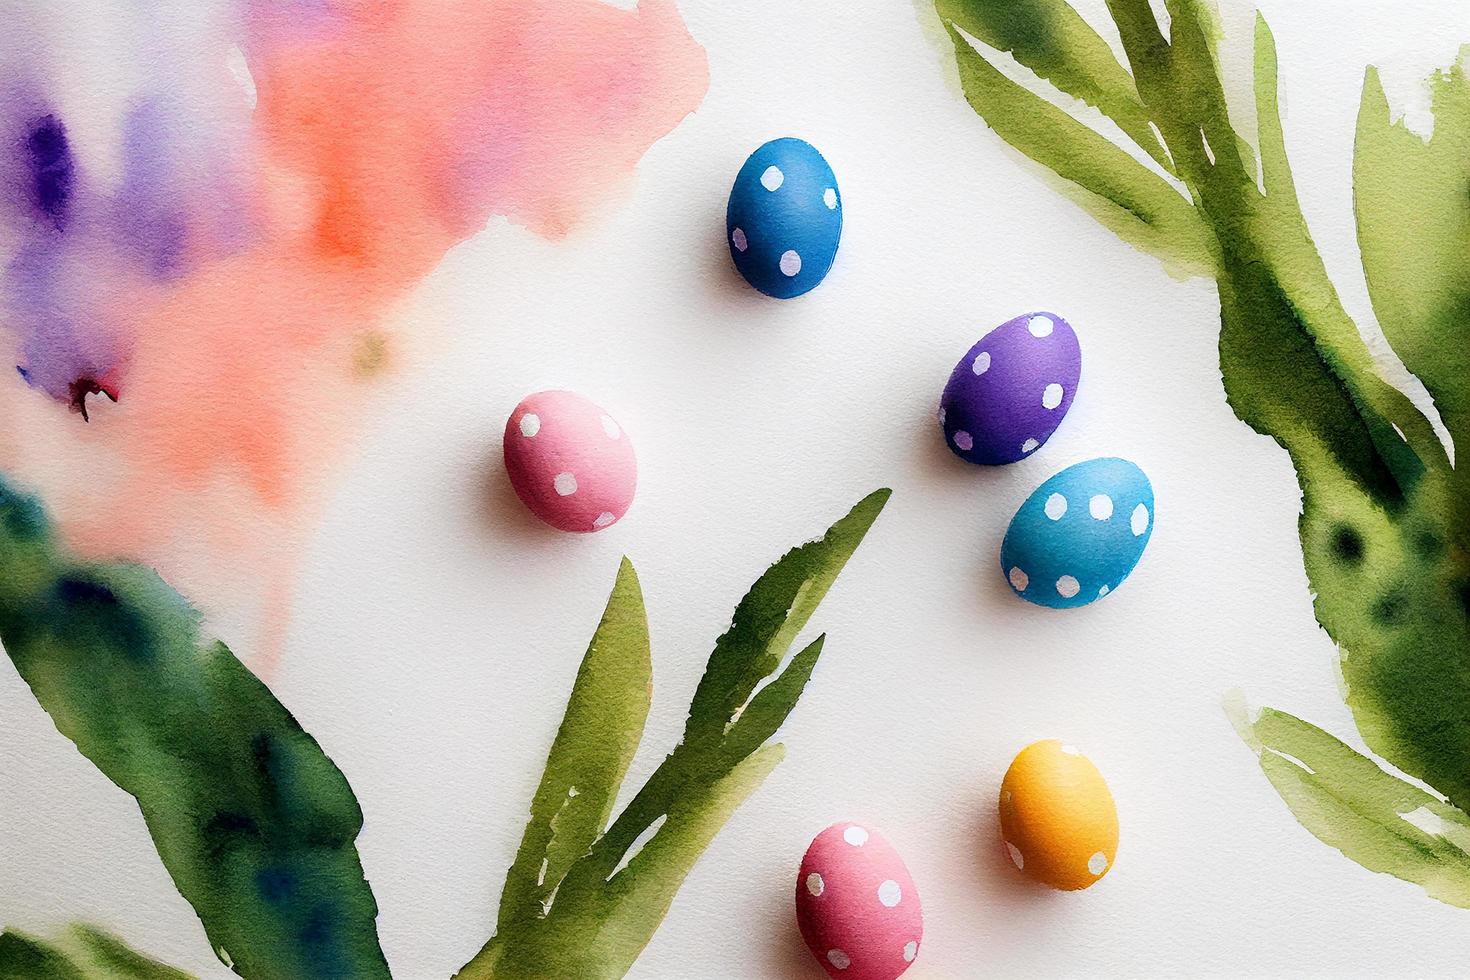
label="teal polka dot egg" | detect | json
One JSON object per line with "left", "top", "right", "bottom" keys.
{"left": 726, "top": 137, "right": 841, "bottom": 298}
{"left": 1001, "top": 457, "right": 1154, "bottom": 608}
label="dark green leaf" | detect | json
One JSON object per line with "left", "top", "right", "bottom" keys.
{"left": 0, "top": 926, "right": 194, "bottom": 980}
{"left": 719, "top": 635, "right": 823, "bottom": 765}
{"left": 0, "top": 931, "right": 86, "bottom": 980}
{"left": 684, "top": 488, "right": 890, "bottom": 744}
{"left": 0, "top": 477, "right": 389, "bottom": 980}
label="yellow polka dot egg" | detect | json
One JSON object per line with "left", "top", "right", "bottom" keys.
{"left": 998, "top": 740, "right": 1118, "bottom": 890}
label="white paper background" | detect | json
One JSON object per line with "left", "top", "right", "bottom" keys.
{"left": 5, "top": 0, "right": 1470, "bottom": 975}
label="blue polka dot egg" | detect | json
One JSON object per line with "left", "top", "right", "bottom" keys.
{"left": 1002, "top": 457, "right": 1155, "bottom": 608}
{"left": 726, "top": 138, "right": 841, "bottom": 298}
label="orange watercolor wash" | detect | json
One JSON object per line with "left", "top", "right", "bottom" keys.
{"left": 0, "top": 0, "right": 709, "bottom": 674}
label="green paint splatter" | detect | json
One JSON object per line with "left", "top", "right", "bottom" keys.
{"left": 0, "top": 477, "right": 389, "bottom": 978}
{"left": 932, "top": 0, "right": 1470, "bottom": 901}
{"left": 458, "top": 489, "right": 891, "bottom": 979}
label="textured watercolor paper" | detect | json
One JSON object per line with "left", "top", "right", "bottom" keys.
{"left": 5, "top": 0, "right": 1470, "bottom": 977}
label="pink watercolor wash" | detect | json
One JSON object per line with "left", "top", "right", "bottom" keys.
{"left": 503, "top": 390, "right": 637, "bottom": 533}
{"left": 0, "top": 0, "right": 708, "bottom": 673}
{"left": 796, "top": 822, "right": 924, "bottom": 980}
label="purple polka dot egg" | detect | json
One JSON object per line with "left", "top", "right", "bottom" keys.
{"left": 939, "top": 312, "right": 1081, "bottom": 465}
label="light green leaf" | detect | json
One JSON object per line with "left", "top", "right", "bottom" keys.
{"left": 517, "top": 745, "right": 786, "bottom": 980}
{"left": 1252, "top": 13, "right": 1295, "bottom": 203}
{"left": 1355, "top": 56, "right": 1470, "bottom": 486}
{"left": 461, "top": 491, "right": 889, "bottom": 979}
{"left": 719, "top": 634, "right": 824, "bottom": 764}
{"left": 1231, "top": 701, "right": 1470, "bottom": 907}
{"left": 933, "top": 0, "right": 1174, "bottom": 170}
{"left": 942, "top": 21, "right": 1213, "bottom": 275}
{"left": 494, "top": 558, "right": 651, "bottom": 938}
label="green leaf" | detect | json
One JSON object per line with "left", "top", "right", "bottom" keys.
{"left": 0, "top": 931, "right": 86, "bottom": 980}
{"left": 1252, "top": 14, "right": 1296, "bottom": 204}
{"left": 933, "top": 0, "right": 1174, "bottom": 171}
{"left": 0, "top": 926, "right": 194, "bottom": 980}
{"left": 684, "top": 488, "right": 890, "bottom": 744}
{"left": 460, "top": 491, "right": 889, "bottom": 979}
{"left": 1355, "top": 56, "right": 1470, "bottom": 486}
{"left": 719, "top": 634, "right": 824, "bottom": 764}
{"left": 506, "top": 744, "right": 786, "bottom": 980}
{"left": 1230, "top": 701, "right": 1470, "bottom": 907}
{"left": 493, "top": 558, "right": 651, "bottom": 938}
{"left": 0, "top": 478, "right": 389, "bottom": 980}
{"left": 941, "top": 21, "right": 1213, "bottom": 275}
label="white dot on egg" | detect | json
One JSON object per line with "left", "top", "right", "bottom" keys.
{"left": 1042, "top": 383, "right": 1064, "bottom": 409}
{"left": 1089, "top": 494, "right": 1114, "bottom": 520}
{"left": 600, "top": 415, "right": 621, "bottom": 439}
{"left": 972, "top": 351, "right": 991, "bottom": 375}
{"left": 760, "top": 165, "right": 784, "bottom": 191}
{"left": 553, "top": 472, "right": 578, "bottom": 496}
{"left": 1061, "top": 744, "right": 1081, "bottom": 755}
{"left": 1099, "top": 584, "right": 1111, "bottom": 597}
{"left": 593, "top": 512, "right": 616, "bottom": 529}
{"left": 903, "top": 941, "right": 918, "bottom": 963}
{"left": 1008, "top": 567, "right": 1029, "bottom": 591}
{"left": 1089, "top": 852, "right": 1109, "bottom": 875}
{"left": 877, "top": 880, "right": 902, "bottom": 907}
{"left": 827, "top": 949, "right": 851, "bottom": 971}
{"left": 731, "top": 227, "right": 748, "bottom": 252}
{"left": 954, "top": 430, "right": 973, "bottom": 451}
{"left": 823, "top": 187, "right": 837, "bottom": 209}
{"left": 519, "top": 413, "right": 541, "bottom": 437}
{"left": 1044, "top": 493, "right": 1067, "bottom": 520}
{"left": 1006, "top": 842, "right": 1025, "bottom": 869}
{"left": 843, "top": 826, "right": 869, "bottom": 847}
{"left": 1131, "top": 503, "right": 1150, "bottom": 536}
{"left": 1021, "top": 438, "right": 1040, "bottom": 454}
{"left": 938, "top": 406, "right": 946, "bottom": 425}
{"left": 1056, "top": 575, "right": 1080, "bottom": 598}
{"left": 1028, "top": 314, "right": 1054, "bottom": 337}
{"left": 779, "top": 249, "right": 802, "bottom": 276}
{"left": 806, "top": 872, "right": 824, "bottom": 897}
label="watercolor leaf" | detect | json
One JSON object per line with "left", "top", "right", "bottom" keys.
{"left": 577, "top": 743, "right": 786, "bottom": 980}
{"left": 0, "top": 477, "right": 389, "bottom": 980}
{"left": 458, "top": 491, "right": 890, "bottom": 979}
{"left": 931, "top": 0, "right": 1470, "bottom": 899}
{"left": 0, "top": 925, "right": 194, "bottom": 980}
{"left": 496, "top": 557, "right": 651, "bottom": 937}
{"left": 0, "top": 931, "right": 86, "bottom": 980}
{"left": 1355, "top": 55, "right": 1470, "bottom": 482}
{"left": 684, "top": 488, "right": 890, "bottom": 746}
{"left": 1232, "top": 703, "right": 1470, "bottom": 907}
{"left": 719, "top": 634, "right": 825, "bottom": 766}
{"left": 939, "top": 21, "right": 1213, "bottom": 275}
{"left": 933, "top": 0, "right": 1174, "bottom": 171}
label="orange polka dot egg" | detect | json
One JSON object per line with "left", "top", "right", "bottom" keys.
{"left": 998, "top": 740, "right": 1118, "bottom": 890}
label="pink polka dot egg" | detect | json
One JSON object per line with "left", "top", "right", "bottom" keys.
{"left": 503, "top": 390, "right": 636, "bottom": 533}
{"left": 796, "top": 822, "right": 922, "bottom": 980}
